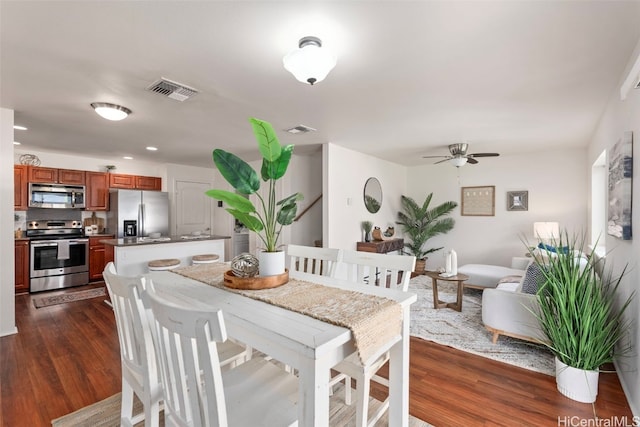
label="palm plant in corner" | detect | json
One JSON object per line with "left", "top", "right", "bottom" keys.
{"left": 206, "top": 117, "right": 303, "bottom": 276}
{"left": 396, "top": 193, "right": 457, "bottom": 273}
{"left": 530, "top": 231, "right": 633, "bottom": 404}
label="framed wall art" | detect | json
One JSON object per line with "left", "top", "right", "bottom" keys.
{"left": 461, "top": 186, "right": 495, "bottom": 216}
{"left": 608, "top": 131, "right": 633, "bottom": 240}
{"left": 507, "top": 191, "right": 528, "bottom": 211}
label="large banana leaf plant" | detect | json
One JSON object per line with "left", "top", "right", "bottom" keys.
{"left": 205, "top": 118, "right": 303, "bottom": 252}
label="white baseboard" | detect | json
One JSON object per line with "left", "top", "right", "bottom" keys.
{"left": 0, "top": 326, "right": 18, "bottom": 337}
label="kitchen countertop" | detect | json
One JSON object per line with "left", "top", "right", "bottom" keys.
{"left": 101, "top": 234, "right": 230, "bottom": 247}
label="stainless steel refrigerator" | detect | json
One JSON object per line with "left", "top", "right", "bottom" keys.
{"left": 108, "top": 189, "right": 170, "bottom": 238}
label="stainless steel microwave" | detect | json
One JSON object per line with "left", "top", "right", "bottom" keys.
{"left": 28, "top": 183, "right": 86, "bottom": 209}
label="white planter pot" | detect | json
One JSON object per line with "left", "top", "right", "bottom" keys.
{"left": 555, "top": 357, "right": 599, "bottom": 403}
{"left": 258, "top": 250, "right": 285, "bottom": 276}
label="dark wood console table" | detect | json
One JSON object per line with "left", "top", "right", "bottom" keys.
{"left": 356, "top": 238, "right": 404, "bottom": 254}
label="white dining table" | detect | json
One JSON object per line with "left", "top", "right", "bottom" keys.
{"left": 146, "top": 269, "right": 417, "bottom": 427}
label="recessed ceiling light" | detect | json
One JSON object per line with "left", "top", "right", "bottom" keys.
{"left": 13, "top": 141, "right": 21, "bottom": 145}
{"left": 146, "top": 146, "right": 158, "bottom": 151}
{"left": 13, "top": 125, "right": 27, "bottom": 131}
{"left": 123, "top": 156, "right": 133, "bottom": 160}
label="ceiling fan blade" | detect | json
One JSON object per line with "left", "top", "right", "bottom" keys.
{"left": 468, "top": 153, "right": 500, "bottom": 158}
{"left": 422, "top": 155, "right": 449, "bottom": 159}
{"left": 434, "top": 158, "right": 451, "bottom": 164}
{"left": 466, "top": 157, "right": 479, "bottom": 164}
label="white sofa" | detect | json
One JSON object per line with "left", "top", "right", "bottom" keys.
{"left": 481, "top": 251, "right": 590, "bottom": 344}
{"left": 458, "top": 257, "right": 530, "bottom": 289}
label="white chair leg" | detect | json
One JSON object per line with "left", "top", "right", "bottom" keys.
{"left": 120, "top": 379, "right": 135, "bottom": 427}
{"left": 344, "top": 375, "right": 352, "bottom": 405}
{"left": 355, "top": 377, "right": 370, "bottom": 427}
{"left": 145, "top": 399, "right": 160, "bottom": 427}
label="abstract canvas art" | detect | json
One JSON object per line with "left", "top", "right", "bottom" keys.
{"left": 608, "top": 131, "right": 633, "bottom": 240}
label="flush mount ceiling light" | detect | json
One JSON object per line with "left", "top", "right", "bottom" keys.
{"left": 90, "top": 103, "right": 131, "bottom": 121}
{"left": 13, "top": 125, "right": 27, "bottom": 130}
{"left": 283, "top": 36, "right": 336, "bottom": 85}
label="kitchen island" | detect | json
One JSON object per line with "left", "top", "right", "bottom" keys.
{"left": 101, "top": 235, "right": 230, "bottom": 276}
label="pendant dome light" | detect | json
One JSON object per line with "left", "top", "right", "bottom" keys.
{"left": 91, "top": 103, "right": 131, "bottom": 121}
{"left": 283, "top": 36, "right": 336, "bottom": 85}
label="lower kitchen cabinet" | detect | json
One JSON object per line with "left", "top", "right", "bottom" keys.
{"left": 15, "top": 240, "right": 29, "bottom": 294}
{"left": 89, "top": 235, "right": 114, "bottom": 281}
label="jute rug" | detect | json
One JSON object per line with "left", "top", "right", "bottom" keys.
{"left": 33, "top": 288, "right": 106, "bottom": 308}
{"left": 409, "top": 275, "right": 555, "bottom": 376}
{"left": 51, "top": 385, "right": 432, "bottom": 426}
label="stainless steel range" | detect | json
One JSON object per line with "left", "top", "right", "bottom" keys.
{"left": 26, "top": 220, "right": 89, "bottom": 293}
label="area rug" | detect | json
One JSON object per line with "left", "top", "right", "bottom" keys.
{"left": 409, "top": 274, "right": 555, "bottom": 376}
{"left": 51, "top": 385, "right": 431, "bottom": 427}
{"left": 33, "top": 288, "right": 106, "bottom": 308}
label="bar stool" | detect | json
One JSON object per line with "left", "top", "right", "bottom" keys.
{"left": 191, "top": 254, "right": 220, "bottom": 265}
{"left": 147, "top": 258, "right": 181, "bottom": 271}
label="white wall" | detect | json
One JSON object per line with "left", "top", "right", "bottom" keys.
{"left": 587, "top": 38, "right": 640, "bottom": 416}
{"left": 324, "top": 143, "right": 407, "bottom": 250}
{"left": 406, "top": 149, "right": 588, "bottom": 270}
{"left": 1, "top": 108, "right": 17, "bottom": 336}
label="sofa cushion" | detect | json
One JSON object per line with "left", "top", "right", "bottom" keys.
{"left": 521, "top": 262, "right": 545, "bottom": 294}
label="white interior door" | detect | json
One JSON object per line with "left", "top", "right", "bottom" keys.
{"left": 175, "top": 180, "right": 212, "bottom": 236}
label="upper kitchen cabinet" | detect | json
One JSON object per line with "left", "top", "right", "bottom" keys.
{"left": 14, "top": 165, "right": 28, "bottom": 210}
{"left": 109, "top": 173, "right": 161, "bottom": 191}
{"left": 28, "top": 166, "right": 85, "bottom": 185}
{"left": 85, "top": 172, "right": 109, "bottom": 211}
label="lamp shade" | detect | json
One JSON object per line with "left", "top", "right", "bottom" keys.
{"left": 283, "top": 36, "right": 336, "bottom": 85}
{"left": 533, "top": 222, "right": 559, "bottom": 240}
{"left": 449, "top": 157, "right": 468, "bottom": 167}
{"left": 91, "top": 103, "right": 131, "bottom": 121}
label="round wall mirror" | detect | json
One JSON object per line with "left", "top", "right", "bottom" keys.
{"left": 363, "top": 177, "right": 382, "bottom": 213}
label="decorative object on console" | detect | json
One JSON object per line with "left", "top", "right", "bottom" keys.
{"left": 607, "top": 131, "right": 633, "bottom": 240}
{"left": 371, "top": 226, "right": 395, "bottom": 241}
{"left": 530, "top": 231, "right": 634, "bottom": 403}
{"left": 461, "top": 186, "right": 495, "bottom": 216}
{"left": 19, "top": 153, "right": 41, "bottom": 166}
{"left": 507, "top": 191, "right": 528, "bottom": 211}
{"left": 361, "top": 220, "right": 373, "bottom": 242}
{"left": 396, "top": 193, "right": 457, "bottom": 272}
{"left": 206, "top": 118, "right": 303, "bottom": 276}
{"left": 363, "top": 177, "right": 382, "bottom": 213}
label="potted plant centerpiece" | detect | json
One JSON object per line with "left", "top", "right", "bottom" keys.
{"left": 206, "top": 117, "right": 303, "bottom": 276}
{"left": 396, "top": 193, "right": 457, "bottom": 273}
{"left": 530, "top": 231, "right": 634, "bottom": 403}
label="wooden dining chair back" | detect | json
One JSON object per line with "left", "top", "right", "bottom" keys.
{"left": 103, "top": 262, "right": 162, "bottom": 427}
{"left": 341, "top": 250, "right": 416, "bottom": 291}
{"left": 330, "top": 251, "right": 415, "bottom": 427}
{"left": 288, "top": 244, "right": 341, "bottom": 277}
{"left": 143, "top": 288, "right": 299, "bottom": 427}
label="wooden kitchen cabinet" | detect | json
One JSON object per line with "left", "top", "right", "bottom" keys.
{"left": 109, "top": 173, "right": 162, "bottom": 191}
{"left": 58, "top": 169, "right": 85, "bottom": 185}
{"left": 14, "top": 165, "right": 28, "bottom": 210}
{"left": 89, "top": 235, "right": 114, "bottom": 281}
{"left": 85, "top": 171, "right": 109, "bottom": 211}
{"left": 15, "top": 240, "right": 29, "bottom": 294}
{"left": 29, "top": 166, "right": 58, "bottom": 183}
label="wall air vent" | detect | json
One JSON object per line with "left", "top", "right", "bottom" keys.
{"left": 146, "top": 78, "right": 198, "bottom": 102}
{"left": 285, "top": 124, "right": 317, "bottom": 134}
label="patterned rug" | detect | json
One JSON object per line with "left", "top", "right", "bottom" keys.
{"left": 51, "top": 385, "right": 432, "bottom": 426}
{"left": 33, "top": 288, "right": 106, "bottom": 308}
{"left": 409, "top": 275, "right": 555, "bottom": 375}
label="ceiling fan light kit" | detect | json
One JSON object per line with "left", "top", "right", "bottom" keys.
{"left": 423, "top": 143, "right": 500, "bottom": 167}
{"left": 283, "top": 36, "right": 337, "bottom": 85}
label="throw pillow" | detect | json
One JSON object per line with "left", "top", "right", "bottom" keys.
{"left": 521, "top": 262, "right": 545, "bottom": 294}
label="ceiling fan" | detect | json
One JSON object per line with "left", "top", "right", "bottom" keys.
{"left": 423, "top": 143, "right": 500, "bottom": 167}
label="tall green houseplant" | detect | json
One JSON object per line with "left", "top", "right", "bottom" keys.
{"left": 396, "top": 194, "right": 457, "bottom": 262}
{"left": 206, "top": 117, "right": 303, "bottom": 252}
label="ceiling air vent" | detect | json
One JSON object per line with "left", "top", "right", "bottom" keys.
{"left": 146, "top": 78, "right": 198, "bottom": 102}
{"left": 285, "top": 124, "right": 317, "bottom": 134}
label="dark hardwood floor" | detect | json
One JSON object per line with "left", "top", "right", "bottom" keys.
{"left": 1, "top": 283, "right": 633, "bottom": 427}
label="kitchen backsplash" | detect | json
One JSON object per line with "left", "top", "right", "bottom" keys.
{"left": 14, "top": 210, "right": 108, "bottom": 236}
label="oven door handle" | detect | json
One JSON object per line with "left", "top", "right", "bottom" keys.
{"left": 31, "top": 239, "right": 89, "bottom": 247}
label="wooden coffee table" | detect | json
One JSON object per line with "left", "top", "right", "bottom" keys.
{"left": 423, "top": 271, "right": 469, "bottom": 312}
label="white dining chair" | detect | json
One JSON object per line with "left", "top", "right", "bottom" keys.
{"left": 287, "top": 244, "right": 341, "bottom": 278}
{"left": 143, "top": 288, "right": 299, "bottom": 427}
{"left": 331, "top": 250, "right": 416, "bottom": 427}
{"left": 103, "top": 262, "right": 163, "bottom": 427}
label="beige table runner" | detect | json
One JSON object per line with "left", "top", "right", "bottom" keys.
{"left": 172, "top": 263, "right": 402, "bottom": 365}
